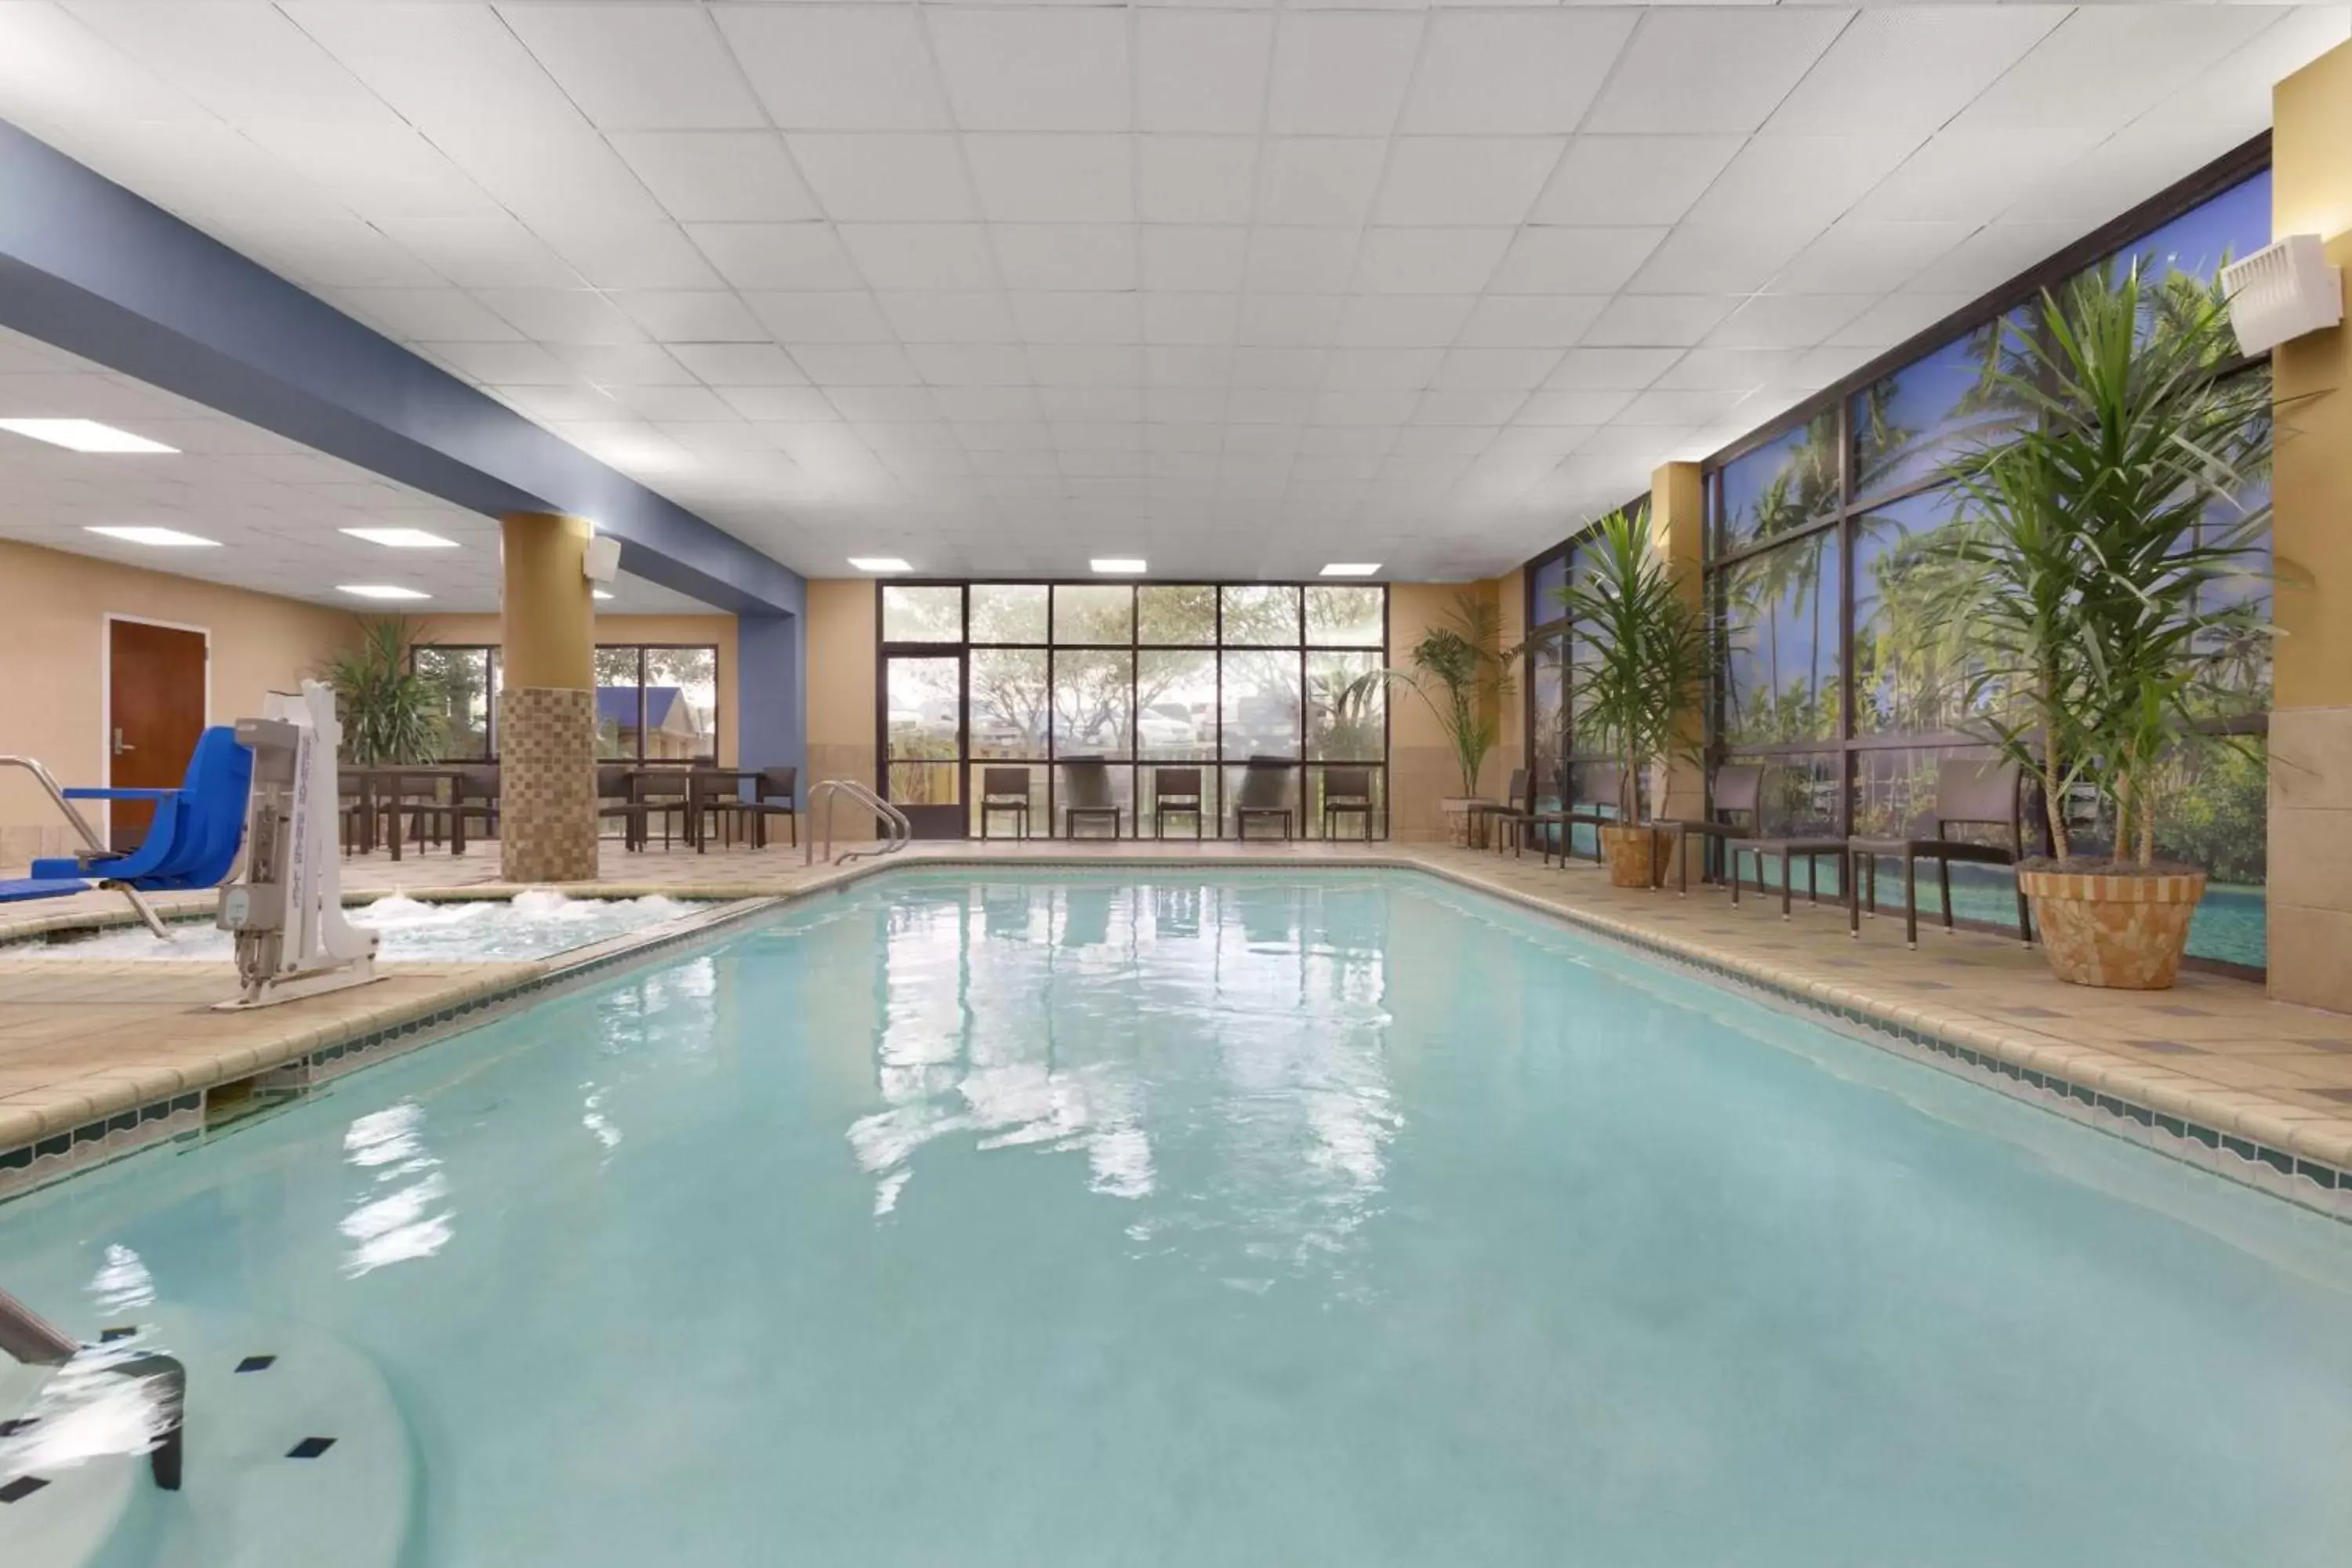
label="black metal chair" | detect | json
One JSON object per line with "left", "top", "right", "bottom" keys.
{"left": 1234, "top": 757, "right": 1295, "bottom": 840}
{"left": 979, "top": 767, "right": 1032, "bottom": 840}
{"left": 1151, "top": 767, "right": 1204, "bottom": 840}
{"left": 742, "top": 766, "right": 798, "bottom": 848}
{"left": 1534, "top": 771, "right": 1615, "bottom": 868}
{"left": 1471, "top": 768, "right": 1544, "bottom": 857}
{"left": 390, "top": 769, "right": 467, "bottom": 856}
{"left": 1320, "top": 766, "right": 1375, "bottom": 842}
{"left": 1847, "top": 758, "right": 2034, "bottom": 948}
{"left": 1061, "top": 757, "right": 1122, "bottom": 839}
{"left": 597, "top": 764, "right": 646, "bottom": 851}
{"left": 1727, "top": 767, "right": 1848, "bottom": 920}
{"left": 452, "top": 764, "right": 499, "bottom": 848}
{"left": 633, "top": 768, "right": 691, "bottom": 850}
{"left": 1655, "top": 761, "right": 1762, "bottom": 895}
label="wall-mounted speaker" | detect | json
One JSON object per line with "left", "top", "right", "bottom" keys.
{"left": 2221, "top": 234, "right": 2343, "bottom": 356}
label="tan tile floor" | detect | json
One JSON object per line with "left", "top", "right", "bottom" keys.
{"left": 5, "top": 836, "right": 2350, "bottom": 1211}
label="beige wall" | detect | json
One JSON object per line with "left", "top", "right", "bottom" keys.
{"left": 413, "top": 610, "right": 740, "bottom": 766}
{"left": 2267, "top": 38, "right": 2352, "bottom": 1011}
{"left": 804, "top": 579, "right": 880, "bottom": 837}
{"left": 0, "top": 539, "right": 350, "bottom": 865}
{"left": 1387, "top": 578, "right": 1509, "bottom": 842}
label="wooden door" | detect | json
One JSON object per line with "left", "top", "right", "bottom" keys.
{"left": 107, "top": 619, "right": 207, "bottom": 850}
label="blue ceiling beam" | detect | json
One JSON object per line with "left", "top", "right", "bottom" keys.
{"left": 0, "top": 118, "right": 801, "bottom": 619}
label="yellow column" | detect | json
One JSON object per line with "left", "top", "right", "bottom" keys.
{"left": 2267, "top": 41, "right": 2352, "bottom": 1011}
{"left": 499, "top": 512, "right": 599, "bottom": 882}
{"left": 1650, "top": 462, "right": 1708, "bottom": 881}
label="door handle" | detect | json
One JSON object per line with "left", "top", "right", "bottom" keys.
{"left": 113, "top": 728, "right": 135, "bottom": 756}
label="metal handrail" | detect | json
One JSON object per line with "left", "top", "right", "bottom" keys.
{"left": 0, "top": 756, "right": 169, "bottom": 936}
{"left": 0, "top": 1284, "right": 77, "bottom": 1367}
{"left": 0, "top": 1284, "right": 187, "bottom": 1490}
{"left": 805, "top": 779, "right": 911, "bottom": 866}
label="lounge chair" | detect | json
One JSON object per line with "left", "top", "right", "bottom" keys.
{"left": 1846, "top": 758, "right": 2034, "bottom": 948}
{"left": 1320, "top": 767, "right": 1376, "bottom": 841}
{"left": 0, "top": 727, "right": 254, "bottom": 932}
{"left": 1151, "top": 767, "right": 1204, "bottom": 840}
{"left": 979, "top": 767, "right": 1032, "bottom": 840}
{"left": 1234, "top": 757, "right": 1295, "bottom": 840}
{"left": 1061, "top": 757, "right": 1122, "bottom": 838}
{"left": 1726, "top": 767, "right": 1848, "bottom": 920}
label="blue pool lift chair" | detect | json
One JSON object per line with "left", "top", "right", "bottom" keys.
{"left": 0, "top": 727, "right": 254, "bottom": 935}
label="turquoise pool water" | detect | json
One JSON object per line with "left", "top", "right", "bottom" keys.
{"left": 2, "top": 871, "right": 2347, "bottom": 1566}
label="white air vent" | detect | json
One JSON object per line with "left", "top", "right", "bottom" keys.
{"left": 583, "top": 533, "right": 622, "bottom": 586}
{"left": 2220, "top": 234, "right": 2343, "bottom": 356}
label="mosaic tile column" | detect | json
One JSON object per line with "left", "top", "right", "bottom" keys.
{"left": 500, "top": 511, "right": 598, "bottom": 884}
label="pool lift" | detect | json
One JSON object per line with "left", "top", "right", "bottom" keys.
{"left": 214, "top": 681, "right": 380, "bottom": 1009}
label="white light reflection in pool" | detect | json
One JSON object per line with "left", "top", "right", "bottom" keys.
{"left": 339, "top": 1102, "right": 453, "bottom": 1277}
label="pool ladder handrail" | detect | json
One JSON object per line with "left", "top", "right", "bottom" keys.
{"left": 0, "top": 756, "right": 169, "bottom": 937}
{"left": 806, "top": 779, "right": 911, "bottom": 866}
{"left": 0, "top": 1283, "right": 186, "bottom": 1491}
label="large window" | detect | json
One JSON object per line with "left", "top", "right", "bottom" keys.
{"left": 1695, "top": 162, "right": 2273, "bottom": 971}
{"left": 877, "top": 583, "right": 1388, "bottom": 837}
{"left": 1521, "top": 501, "right": 1646, "bottom": 858}
{"left": 416, "top": 642, "right": 720, "bottom": 765}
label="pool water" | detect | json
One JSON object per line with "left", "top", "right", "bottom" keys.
{"left": 1, "top": 871, "right": 2346, "bottom": 1566}
{"left": 3, "top": 891, "right": 693, "bottom": 965}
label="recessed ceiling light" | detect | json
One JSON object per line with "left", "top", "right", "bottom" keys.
{"left": 337, "top": 585, "right": 430, "bottom": 601}
{"left": 593, "top": 589, "right": 614, "bottom": 601}
{"left": 848, "top": 556, "right": 912, "bottom": 572}
{"left": 0, "top": 419, "right": 178, "bottom": 454}
{"left": 84, "top": 524, "right": 218, "bottom": 547}
{"left": 1320, "top": 563, "right": 1382, "bottom": 578}
{"left": 341, "top": 527, "right": 459, "bottom": 550}
{"left": 1090, "top": 557, "right": 1146, "bottom": 574}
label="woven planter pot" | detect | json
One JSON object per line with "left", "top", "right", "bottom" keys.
{"left": 1599, "top": 825, "right": 1658, "bottom": 890}
{"left": 2019, "top": 866, "right": 2206, "bottom": 990}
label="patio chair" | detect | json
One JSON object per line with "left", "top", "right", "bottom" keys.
{"left": 1726, "top": 768, "right": 1848, "bottom": 920}
{"left": 390, "top": 770, "right": 467, "bottom": 856}
{"left": 337, "top": 767, "right": 371, "bottom": 855}
{"left": 452, "top": 764, "right": 499, "bottom": 847}
{"left": 633, "top": 768, "right": 691, "bottom": 850}
{"left": 1061, "top": 757, "right": 1122, "bottom": 839}
{"left": 1233, "top": 757, "right": 1295, "bottom": 840}
{"left": 742, "top": 767, "right": 799, "bottom": 848}
{"left": 597, "top": 765, "right": 646, "bottom": 851}
{"left": 1846, "top": 758, "right": 2034, "bottom": 949}
{"left": 689, "top": 768, "right": 749, "bottom": 852}
{"left": 1534, "top": 771, "right": 1615, "bottom": 868}
{"left": 1321, "top": 766, "right": 1375, "bottom": 842}
{"left": 1150, "top": 768, "right": 1204, "bottom": 840}
{"left": 979, "top": 767, "right": 1032, "bottom": 840}
{"left": 1654, "top": 762, "right": 1762, "bottom": 895}
{"left": 1470, "top": 768, "right": 1543, "bottom": 858}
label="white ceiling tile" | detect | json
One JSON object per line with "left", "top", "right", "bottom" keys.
{"left": 1581, "top": 296, "right": 1737, "bottom": 349}
{"left": 601, "top": 383, "right": 736, "bottom": 423}
{"left": 546, "top": 342, "right": 698, "bottom": 386}
{"left": 1401, "top": 9, "right": 1639, "bottom": 136}
{"left": 1252, "top": 138, "right": 1386, "bottom": 228}
{"left": 1904, "top": 222, "right": 2080, "bottom": 297}
{"left": 1769, "top": 8, "right": 2069, "bottom": 137}
{"left": 687, "top": 223, "right": 863, "bottom": 292}
{"left": 744, "top": 292, "right": 895, "bottom": 344}
{"left": 71, "top": 2, "right": 397, "bottom": 128}
{"left": 966, "top": 136, "right": 1136, "bottom": 223}
{"left": 1047, "top": 387, "right": 1145, "bottom": 424}
{"left": 1143, "top": 292, "right": 1241, "bottom": 346}
{"left": 1587, "top": 9, "right": 1850, "bottom": 135}
{"left": 1432, "top": 347, "right": 1563, "bottom": 392}
{"left": 484, "top": 378, "right": 622, "bottom": 423}
{"left": 1267, "top": 13, "right": 1422, "bottom": 136}
{"left": 830, "top": 387, "right": 938, "bottom": 423}
{"left": 1951, "top": 8, "right": 2280, "bottom": 133}
{"left": 1393, "top": 424, "right": 1494, "bottom": 454}
{"left": 474, "top": 288, "right": 651, "bottom": 344}
{"left": 1702, "top": 293, "right": 1875, "bottom": 350}
{"left": 1488, "top": 227, "right": 1665, "bottom": 295}
{"left": 1414, "top": 389, "right": 1524, "bottom": 426}
{"left": 1014, "top": 293, "right": 1142, "bottom": 345}
{"left": 1855, "top": 129, "right": 2107, "bottom": 225}
{"left": 941, "top": 393, "right": 1044, "bottom": 427}
{"left": 1530, "top": 135, "right": 1745, "bottom": 228}
{"left": 1355, "top": 228, "right": 1512, "bottom": 294}
{"left": 417, "top": 340, "right": 575, "bottom": 385}
{"left": 1685, "top": 134, "right": 1924, "bottom": 233}
{"left": 498, "top": 3, "right": 762, "bottom": 130}
{"left": 1228, "top": 387, "right": 1314, "bottom": 424}
{"left": 1029, "top": 344, "right": 1142, "bottom": 386}
{"left": 1625, "top": 225, "right": 1813, "bottom": 296}
{"left": 1455, "top": 296, "right": 1609, "bottom": 350}
{"left": 927, "top": 9, "right": 1131, "bottom": 132}
{"left": 722, "top": 387, "right": 841, "bottom": 422}
{"left": 1142, "top": 227, "right": 1249, "bottom": 292}
{"left": 611, "top": 290, "right": 769, "bottom": 343}
{"left": 1650, "top": 348, "right": 1809, "bottom": 393}
{"left": 1312, "top": 390, "right": 1421, "bottom": 427}
{"left": 526, "top": 219, "right": 722, "bottom": 292}
{"left": 993, "top": 225, "right": 1140, "bottom": 292}
{"left": 908, "top": 344, "right": 1031, "bottom": 388}
{"left": 1149, "top": 346, "right": 1231, "bottom": 387}
{"left": 331, "top": 287, "right": 522, "bottom": 342}
{"left": 1825, "top": 292, "right": 1975, "bottom": 350}
{"left": 789, "top": 134, "right": 976, "bottom": 223}
{"left": 670, "top": 343, "right": 808, "bottom": 387}
{"left": 713, "top": 5, "right": 949, "bottom": 132}
{"left": 1321, "top": 348, "right": 1442, "bottom": 391}
{"left": 1138, "top": 136, "right": 1257, "bottom": 225}
{"left": 1374, "top": 138, "right": 1563, "bottom": 227}
{"left": 1517, "top": 389, "right": 1635, "bottom": 426}
{"left": 1232, "top": 348, "right": 1325, "bottom": 390}
{"left": 1240, "top": 295, "right": 1344, "bottom": 348}
{"left": 834, "top": 223, "right": 1000, "bottom": 292}
{"left": 786, "top": 343, "right": 920, "bottom": 387}
{"left": 1335, "top": 296, "right": 1476, "bottom": 349}
{"left": 876, "top": 292, "right": 1020, "bottom": 344}
{"left": 429, "top": 121, "right": 667, "bottom": 227}
{"left": 1245, "top": 228, "right": 1359, "bottom": 295}
{"left": 610, "top": 132, "right": 816, "bottom": 223}
{"left": 1769, "top": 220, "right": 1971, "bottom": 296}
{"left": 369, "top": 213, "right": 579, "bottom": 290}
{"left": 1138, "top": 10, "right": 1273, "bottom": 135}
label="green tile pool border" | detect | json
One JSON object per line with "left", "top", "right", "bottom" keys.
{"left": 2, "top": 856, "right": 2343, "bottom": 1225}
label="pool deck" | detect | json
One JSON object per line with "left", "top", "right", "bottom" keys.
{"left": 3, "top": 838, "right": 2349, "bottom": 1216}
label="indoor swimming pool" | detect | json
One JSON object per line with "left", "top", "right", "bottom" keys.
{"left": 0, "top": 891, "right": 695, "bottom": 966}
{"left": 1, "top": 870, "right": 2346, "bottom": 1566}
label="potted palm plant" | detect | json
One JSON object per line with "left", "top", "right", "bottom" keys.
{"left": 1927, "top": 262, "right": 2275, "bottom": 989}
{"left": 1357, "top": 593, "right": 1517, "bottom": 844}
{"left": 1559, "top": 507, "right": 1709, "bottom": 887}
{"left": 321, "top": 616, "right": 448, "bottom": 765}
